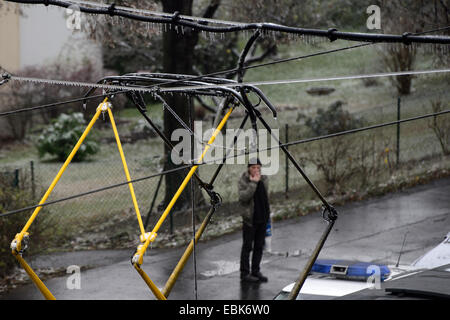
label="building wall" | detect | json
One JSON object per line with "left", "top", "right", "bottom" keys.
{"left": 0, "top": 4, "right": 103, "bottom": 141}
{"left": 19, "top": 5, "right": 75, "bottom": 68}
{"left": 1, "top": 3, "right": 103, "bottom": 76}
{"left": 0, "top": 3, "right": 20, "bottom": 72}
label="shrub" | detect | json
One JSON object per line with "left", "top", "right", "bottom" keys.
{"left": 37, "top": 113, "right": 99, "bottom": 162}
{"left": 0, "top": 84, "right": 33, "bottom": 141}
{"left": 428, "top": 99, "right": 450, "bottom": 156}
{"left": 302, "top": 101, "right": 365, "bottom": 194}
{"left": 305, "top": 101, "right": 364, "bottom": 136}
{"left": 0, "top": 173, "right": 38, "bottom": 278}
{"left": 0, "top": 60, "right": 104, "bottom": 142}
{"left": 380, "top": 44, "right": 416, "bottom": 95}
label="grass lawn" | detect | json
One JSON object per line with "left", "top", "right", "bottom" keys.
{"left": 0, "top": 38, "right": 448, "bottom": 251}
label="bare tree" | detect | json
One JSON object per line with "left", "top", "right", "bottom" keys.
{"left": 377, "top": 0, "right": 450, "bottom": 95}
{"left": 0, "top": 60, "right": 103, "bottom": 141}
{"left": 85, "top": 0, "right": 283, "bottom": 212}
{"left": 82, "top": 0, "right": 387, "bottom": 210}
{"left": 428, "top": 98, "right": 450, "bottom": 155}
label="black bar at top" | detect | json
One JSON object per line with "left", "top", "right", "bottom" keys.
{"left": 6, "top": 0, "right": 450, "bottom": 44}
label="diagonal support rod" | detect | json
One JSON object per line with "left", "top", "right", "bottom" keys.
{"left": 131, "top": 106, "right": 235, "bottom": 299}
{"left": 253, "top": 109, "right": 333, "bottom": 211}
{"left": 129, "top": 91, "right": 218, "bottom": 197}
{"left": 288, "top": 215, "right": 336, "bottom": 300}
{"left": 108, "top": 106, "right": 146, "bottom": 237}
{"left": 162, "top": 112, "right": 250, "bottom": 298}
{"left": 252, "top": 109, "right": 339, "bottom": 300}
{"left": 288, "top": 206, "right": 337, "bottom": 300}
{"left": 9, "top": 100, "right": 106, "bottom": 300}
{"left": 10, "top": 98, "right": 149, "bottom": 300}
{"left": 10, "top": 99, "right": 107, "bottom": 299}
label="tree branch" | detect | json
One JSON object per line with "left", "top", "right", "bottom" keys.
{"left": 194, "top": 96, "right": 217, "bottom": 113}
{"left": 202, "top": 0, "right": 221, "bottom": 19}
{"left": 244, "top": 44, "right": 277, "bottom": 65}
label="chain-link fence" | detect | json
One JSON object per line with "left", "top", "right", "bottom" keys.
{"left": 278, "top": 88, "right": 450, "bottom": 197}
{"left": 1, "top": 88, "right": 449, "bottom": 255}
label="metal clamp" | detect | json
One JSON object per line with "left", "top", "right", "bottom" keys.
{"left": 108, "top": 3, "right": 116, "bottom": 16}
{"left": 322, "top": 205, "right": 338, "bottom": 223}
{"left": 139, "top": 231, "right": 157, "bottom": 243}
{"left": 96, "top": 100, "right": 112, "bottom": 120}
{"left": 402, "top": 32, "right": 412, "bottom": 45}
{"left": 131, "top": 245, "right": 144, "bottom": 265}
{"left": 172, "top": 11, "right": 180, "bottom": 21}
{"left": 11, "top": 232, "right": 30, "bottom": 255}
{"left": 327, "top": 28, "right": 338, "bottom": 42}
{"left": 127, "top": 91, "right": 147, "bottom": 113}
{"left": 209, "top": 190, "right": 222, "bottom": 209}
{"left": 132, "top": 231, "right": 158, "bottom": 265}
{"left": 97, "top": 100, "right": 112, "bottom": 112}
{"left": 0, "top": 73, "right": 11, "bottom": 86}
{"left": 202, "top": 183, "right": 222, "bottom": 209}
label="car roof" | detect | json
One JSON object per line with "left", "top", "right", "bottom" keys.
{"left": 279, "top": 232, "right": 450, "bottom": 299}
{"left": 411, "top": 232, "right": 450, "bottom": 269}
{"left": 335, "top": 263, "right": 450, "bottom": 300}
{"left": 281, "top": 274, "right": 372, "bottom": 298}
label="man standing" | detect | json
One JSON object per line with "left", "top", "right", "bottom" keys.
{"left": 238, "top": 158, "right": 270, "bottom": 283}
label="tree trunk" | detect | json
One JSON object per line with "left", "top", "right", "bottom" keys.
{"left": 161, "top": 0, "right": 203, "bottom": 213}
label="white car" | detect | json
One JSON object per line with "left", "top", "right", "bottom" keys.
{"left": 275, "top": 232, "right": 450, "bottom": 300}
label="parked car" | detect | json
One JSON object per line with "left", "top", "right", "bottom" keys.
{"left": 274, "top": 232, "right": 450, "bottom": 300}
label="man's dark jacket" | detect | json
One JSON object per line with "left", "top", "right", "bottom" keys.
{"left": 238, "top": 171, "right": 269, "bottom": 227}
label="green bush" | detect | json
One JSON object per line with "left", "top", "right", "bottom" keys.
{"left": 37, "top": 113, "right": 99, "bottom": 162}
{"left": 302, "top": 101, "right": 367, "bottom": 194}
{"left": 0, "top": 176, "right": 37, "bottom": 278}
{"left": 305, "top": 101, "right": 364, "bottom": 136}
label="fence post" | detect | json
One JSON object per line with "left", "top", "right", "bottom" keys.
{"left": 285, "top": 123, "right": 289, "bottom": 198}
{"left": 14, "top": 169, "right": 19, "bottom": 188}
{"left": 169, "top": 207, "right": 174, "bottom": 235}
{"left": 396, "top": 97, "right": 401, "bottom": 167}
{"left": 30, "top": 161, "right": 35, "bottom": 198}
{"left": 144, "top": 173, "right": 164, "bottom": 230}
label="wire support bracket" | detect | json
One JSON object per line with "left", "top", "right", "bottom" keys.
{"left": 0, "top": 72, "right": 11, "bottom": 86}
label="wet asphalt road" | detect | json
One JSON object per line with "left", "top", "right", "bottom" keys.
{"left": 2, "top": 177, "right": 450, "bottom": 300}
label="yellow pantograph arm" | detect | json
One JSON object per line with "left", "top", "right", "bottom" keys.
{"left": 13, "top": 252, "right": 56, "bottom": 300}
{"left": 152, "top": 106, "right": 234, "bottom": 236}
{"left": 10, "top": 98, "right": 108, "bottom": 300}
{"left": 162, "top": 207, "right": 213, "bottom": 298}
{"left": 16, "top": 99, "right": 106, "bottom": 241}
{"left": 108, "top": 102, "right": 166, "bottom": 299}
{"left": 132, "top": 106, "right": 234, "bottom": 299}
{"left": 134, "top": 264, "right": 167, "bottom": 300}
{"left": 107, "top": 107, "right": 146, "bottom": 237}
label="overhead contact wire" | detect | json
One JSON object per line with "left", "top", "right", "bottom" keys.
{"left": 2, "top": 108, "right": 449, "bottom": 219}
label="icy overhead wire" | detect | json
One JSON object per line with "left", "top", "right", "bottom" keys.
{"left": 2, "top": 0, "right": 449, "bottom": 117}
{"left": 5, "top": 0, "right": 450, "bottom": 44}
{"left": 4, "top": 68, "right": 450, "bottom": 100}
{"left": 1, "top": 106, "right": 449, "bottom": 219}
{"left": 74, "top": 0, "right": 245, "bottom": 27}
{"left": 1, "top": 67, "right": 449, "bottom": 118}
{"left": 155, "top": 68, "right": 450, "bottom": 92}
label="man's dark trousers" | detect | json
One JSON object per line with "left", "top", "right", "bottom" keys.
{"left": 240, "top": 222, "right": 267, "bottom": 276}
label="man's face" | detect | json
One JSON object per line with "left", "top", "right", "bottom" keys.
{"left": 248, "top": 164, "right": 261, "bottom": 176}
